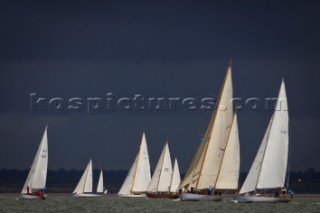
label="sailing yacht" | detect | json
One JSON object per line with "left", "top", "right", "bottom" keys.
{"left": 234, "top": 80, "right": 291, "bottom": 203}
{"left": 180, "top": 65, "right": 240, "bottom": 201}
{"left": 21, "top": 126, "right": 48, "bottom": 200}
{"left": 146, "top": 143, "right": 181, "bottom": 198}
{"left": 118, "top": 133, "right": 151, "bottom": 198}
{"left": 72, "top": 159, "right": 102, "bottom": 198}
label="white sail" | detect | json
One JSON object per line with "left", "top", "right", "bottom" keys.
{"left": 197, "top": 66, "right": 233, "bottom": 189}
{"left": 239, "top": 80, "right": 289, "bottom": 194}
{"left": 215, "top": 113, "right": 240, "bottom": 190}
{"left": 21, "top": 126, "right": 48, "bottom": 194}
{"left": 170, "top": 158, "right": 181, "bottom": 193}
{"left": 147, "top": 143, "right": 173, "bottom": 192}
{"left": 131, "top": 133, "right": 151, "bottom": 192}
{"left": 257, "top": 80, "right": 289, "bottom": 189}
{"left": 180, "top": 66, "right": 233, "bottom": 190}
{"left": 73, "top": 159, "right": 93, "bottom": 194}
{"left": 239, "top": 118, "right": 272, "bottom": 194}
{"left": 96, "top": 170, "right": 104, "bottom": 193}
{"left": 118, "top": 155, "right": 137, "bottom": 195}
{"left": 118, "top": 133, "right": 151, "bottom": 195}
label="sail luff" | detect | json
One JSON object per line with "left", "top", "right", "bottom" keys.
{"left": 21, "top": 126, "right": 48, "bottom": 194}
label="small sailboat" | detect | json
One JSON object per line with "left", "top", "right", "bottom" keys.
{"left": 180, "top": 65, "right": 240, "bottom": 201}
{"left": 146, "top": 143, "right": 181, "bottom": 199}
{"left": 234, "top": 80, "right": 291, "bottom": 203}
{"left": 21, "top": 126, "right": 48, "bottom": 200}
{"left": 118, "top": 133, "right": 151, "bottom": 198}
{"left": 72, "top": 159, "right": 102, "bottom": 198}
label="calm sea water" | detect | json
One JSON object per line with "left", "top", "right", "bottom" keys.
{"left": 1, "top": 194, "right": 319, "bottom": 213}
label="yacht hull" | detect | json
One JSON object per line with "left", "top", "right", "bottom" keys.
{"left": 21, "top": 194, "right": 46, "bottom": 200}
{"left": 117, "top": 194, "right": 146, "bottom": 198}
{"left": 234, "top": 195, "right": 291, "bottom": 203}
{"left": 180, "top": 192, "right": 222, "bottom": 201}
{"left": 146, "top": 193, "right": 179, "bottom": 199}
{"left": 72, "top": 194, "right": 102, "bottom": 198}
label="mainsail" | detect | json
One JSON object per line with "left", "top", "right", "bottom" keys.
{"left": 21, "top": 126, "right": 48, "bottom": 194}
{"left": 73, "top": 159, "right": 93, "bottom": 194}
{"left": 239, "top": 80, "right": 289, "bottom": 194}
{"left": 118, "top": 133, "right": 151, "bottom": 195}
{"left": 96, "top": 170, "right": 104, "bottom": 193}
{"left": 147, "top": 143, "right": 173, "bottom": 192}
{"left": 180, "top": 65, "right": 235, "bottom": 190}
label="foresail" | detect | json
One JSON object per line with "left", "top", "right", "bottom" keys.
{"left": 132, "top": 133, "right": 151, "bottom": 192}
{"left": 157, "top": 143, "right": 173, "bottom": 192}
{"left": 83, "top": 160, "right": 93, "bottom": 193}
{"left": 215, "top": 113, "right": 240, "bottom": 190}
{"left": 170, "top": 158, "right": 181, "bottom": 193}
{"left": 73, "top": 160, "right": 92, "bottom": 194}
{"left": 179, "top": 141, "right": 206, "bottom": 190}
{"left": 257, "top": 80, "right": 289, "bottom": 189}
{"left": 147, "top": 143, "right": 173, "bottom": 192}
{"left": 96, "top": 170, "right": 104, "bottom": 193}
{"left": 197, "top": 66, "right": 233, "bottom": 189}
{"left": 239, "top": 114, "right": 273, "bottom": 194}
{"left": 118, "top": 155, "right": 137, "bottom": 195}
{"left": 22, "top": 126, "right": 48, "bottom": 194}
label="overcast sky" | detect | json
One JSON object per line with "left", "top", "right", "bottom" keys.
{"left": 0, "top": 0, "right": 319, "bottom": 172}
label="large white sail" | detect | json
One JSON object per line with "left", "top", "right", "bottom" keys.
{"left": 21, "top": 126, "right": 48, "bottom": 194}
{"left": 198, "top": 66, "right": 233, "bottom": 189}
{"left": 215, "top": 113, "right": 240, "bottom": 190}
{"left": 170, "top": 158, "right": 181, "bottom": 193}
{"left": 147, "top": 143, "right": 173, "bottom": 192}
{"left": 118, "top": 156, "right": 137, "bottom": 195}
{"left": 73, "top": 159, "right": 93, "bottom": 194}
{"left": 180, "top": 66, "right": 234, "bottom": 190}
{"left": 96, "top": 170, "right": 104, "bottom": 193}
{"left": 257, "top": 80, "right": 289, "bottom": 189}
{"left": 131, "top": 133, "right": 151, "bottom": 192}
{"left": 239, "top": 80, "right": 289, "bottom": 194}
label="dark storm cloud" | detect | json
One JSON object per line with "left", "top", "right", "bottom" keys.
{"left": 0, "top": 0, "right": 319, "bottom": 172}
